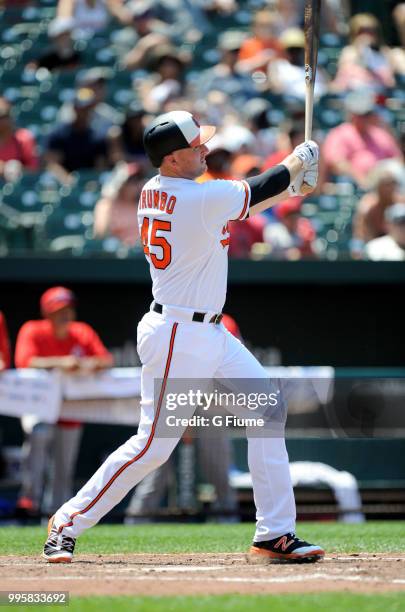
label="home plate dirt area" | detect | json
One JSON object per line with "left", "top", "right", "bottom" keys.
{"left": 1, "top": 553, "right": 405, "bottom": 596}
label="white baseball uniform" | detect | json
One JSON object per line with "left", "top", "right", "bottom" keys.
{"left": 54, "top": 174, "right": 296, "bottom": 541}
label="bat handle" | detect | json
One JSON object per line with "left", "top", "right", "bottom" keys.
{"left": 305, "top": 69, "right": 314, "bottom": 141}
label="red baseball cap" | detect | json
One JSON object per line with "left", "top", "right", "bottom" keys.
{"left": 40, "top": 286, "right": 75, "bottom": 316}
{"left": 275, "top": 197, "right": 303, "bottom": 219}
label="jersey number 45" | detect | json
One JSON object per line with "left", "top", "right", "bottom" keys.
{"left": 141, "top": 217, "right": 172, "bottom": 270}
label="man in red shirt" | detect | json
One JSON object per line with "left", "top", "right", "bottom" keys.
{"left": 15, "top": 287, "right": 113, "bottom": 515}
{"left": 0, "top": 97, "right": 39, "bottom": 177}
{"left": 0, "top": 311, "right": 11, "bottom": 371}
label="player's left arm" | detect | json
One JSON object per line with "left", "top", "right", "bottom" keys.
{"left": 247, "top": 142, "right": 319, "bottom": 217}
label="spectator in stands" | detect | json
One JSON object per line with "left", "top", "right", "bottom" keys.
{"left": 197, "top": 31, "right": 257, "bottom": 105}
{"left": 109, "top": 101, "right": 149, "bottom": 167}
{"left": 263, "top": 197, "right": 316, "bottom": 260}
{"left": 122, "top": 2, "right": 171, "bottom": 70}
{"left": 59, "top": 68, "right": 123, "bottom": 136}
{"left": 237, "top": 10, "right": 282, "bottom": 74}
{"left": 0, "top": 311, "right": 11, "bottom": 371}
{"left": 365, "top": 203, "right": 405, "bottom": 261}
{"left": 29, "top": 17, "right": 82, "bottom": 72}
{"left": 262, "top": 122, "right": 305, "bottom": 172}
{"left": 332, "top": 13, "right": 403, "bottom": 92}
{"left": 229, "top": 214, "right": 267, "bottom": 259}
{"left": 197, "top": 135, "right": 233, "bottom": 182}
{"left": 219, "top": 124, "right": 256, "bottom": 159}
{"left": 353, "top": 160, "right": 405, "bottom": 244}
{"left": 393, "top": 2, "right": 405, "bottom": 48}
{"left": 15, "top": 287, "right": 113, "bottom": 514}
{"left": 231, "top": 153, "right": 261, "bottom": 179}
{"left": 205, "top": 0, "right": 237, "bottom": 16}
{"left": 242, "top": 98, "right": 278, "bottom": 158}
{"left": 0, "top": 97, "right": 39, "bottom": 178}
{"left": 267, "top": 28, "right": 327, "bottom": 100}
{"left": 273, "top": 0, "right": 349, "bottom": 35}
{"left": 139, "top": 46, "right": 190, "bottom": 113}
{"left": 118, "top": 0, "right": 201, "bottom": 59}
{"left": 45, "top": 88, "right": 111, "bottom": 184}
{"left": 93, "top": 162, "right": 145, "bottom": 247}
{"left": 57, "top": 0, "right": 132, "bottom": 35}
{"left": 127, "top": 0, "right": 236, "bottom": 44}
{"left": 321, "top": 90, "right": 403, "bottom": 189}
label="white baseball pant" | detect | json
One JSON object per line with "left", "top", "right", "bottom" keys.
{"left": 54, "top": 306, "right": 296, "bottom": 541}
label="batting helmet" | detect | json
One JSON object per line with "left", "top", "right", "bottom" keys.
{"left": 143, "top": 110, "right": 216, "bottom": 168}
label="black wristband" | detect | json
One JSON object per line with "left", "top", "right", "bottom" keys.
{"left": 246, "top": 165, "right": 291, "bottom": 206}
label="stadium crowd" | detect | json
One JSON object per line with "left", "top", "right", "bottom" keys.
{"left": 0, "top": 0, "right": 404, "bottom": 261}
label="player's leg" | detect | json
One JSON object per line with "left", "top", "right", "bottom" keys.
{"left": 49, "top": 320, "right": 184, "bottom": 541}
{"left": 214, "top": 328, "right": 324, "bottom": 562}
{"left": 214, "top": 333, "right": 296, "bottom": 538}
{"left": 44, "top": 314, "right": 222, "bottom": 560}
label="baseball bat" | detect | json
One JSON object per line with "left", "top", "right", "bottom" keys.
{"left": 304, "top": 0, "right": 321, "bottom": 141}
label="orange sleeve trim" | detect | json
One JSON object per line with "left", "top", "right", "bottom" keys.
{"left": 237, "top": 180, "right": 250, "bottom": 220}
{"left": 58, "top": 322, "right": 179, "bottom": 534}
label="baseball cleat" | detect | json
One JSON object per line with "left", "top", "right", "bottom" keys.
{"left": 42, "top": 515, "right": 76, "bottom": 563}
{"left": 247, "top": 533, "right": 325, "bottom": 564}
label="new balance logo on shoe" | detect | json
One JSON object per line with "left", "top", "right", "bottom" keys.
{"left": 274, "top": 535, "right": 296, "bottom": 551}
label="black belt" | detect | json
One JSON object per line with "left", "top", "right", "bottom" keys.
{"left": 152, "top": 302, "right": 223, "bottom": 325}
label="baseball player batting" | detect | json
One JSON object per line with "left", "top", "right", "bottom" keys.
{"left": 43, "top": 110, "right": 324, "bottom": 564}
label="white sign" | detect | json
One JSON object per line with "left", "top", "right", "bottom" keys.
{"left": 0, "top": 369, "right": 61, "bottom": 423}
{"left": 61, "top": 367, "right": 142, "bottom": 400}
{"left": 61, "top": 398, "right": 141, "bottom": 425}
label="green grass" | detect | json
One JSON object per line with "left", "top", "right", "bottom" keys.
{"left": 8, "top": 593, "right": 405, "bottom": 612}
{"left": 0, "top": 521, "right": 405, "bottom": 556}
{"left": 2, "top": 523, "right": 405, "bottom": 611}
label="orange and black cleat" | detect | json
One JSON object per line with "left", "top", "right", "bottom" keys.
{"left": 247, "top": 533, "right": 325, "bottom": 564}
{"left": 42, "top": 515, "right": 76, "bottom": 563}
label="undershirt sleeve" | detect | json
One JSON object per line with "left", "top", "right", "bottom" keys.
{"left": 246, "top": 165, "right": 291, "bottom": 206}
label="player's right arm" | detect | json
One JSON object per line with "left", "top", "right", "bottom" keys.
{"left": 247, "top": 142, "right": 319, "bottom": 217}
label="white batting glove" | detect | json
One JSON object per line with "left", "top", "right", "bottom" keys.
{"left": 293, "top": 140, "right": 319, "bottom": 170}
{"left": 288, "top": 161, "right": 318, "bottom": 196}
{"left": 302, "top": 161, "right": 318, "bottom": 189}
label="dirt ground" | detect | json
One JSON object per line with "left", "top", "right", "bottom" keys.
{"left": 1, "top": 553, "right": 405, "bottom": 596}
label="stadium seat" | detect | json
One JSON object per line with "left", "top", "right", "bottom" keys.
{"left": 42, "top": 208, "right": 94, "bottom": 244}
{"left": 49, "top": 234, "right": 85, "bottom": 254}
